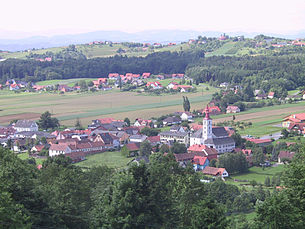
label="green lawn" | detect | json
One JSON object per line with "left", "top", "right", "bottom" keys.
{"left": 227, "top": 165, "right": 285, "bottom": 185}
{"left": 238, "top": 118, "right": 283, "bottom": 137}
{"left": 17, "top": 152, "right": 46, "bottom": 165}
{"left": 75, "top": 151, "right": 134, "bottom": 169}
{"left": 36, "top": 78, "right": 97, "bottom": 86}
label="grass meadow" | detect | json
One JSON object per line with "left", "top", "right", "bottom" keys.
{"left": 75, "top": 151, "right": 133, "bottom": 169}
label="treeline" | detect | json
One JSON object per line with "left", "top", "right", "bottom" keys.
{"left": 0, "top": 148, "right": 273, "bottom": 228}
{"left": 0, "top": 50, "right": 204, "bottom": 83}
{"left": 186, "top": 54, "right": 305, "bottom": 92}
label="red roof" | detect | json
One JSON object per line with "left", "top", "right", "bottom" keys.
{"left": 202, "top": 166, "right": 226, "bottom": 176}
{"left": 242, "top": 149, "right": 252, "bottom": 156}
{"left": 126, "top": 143, "right": 140, "bottom": 151}
{"left": 284, "top": 113, "right": 305, "bottom": 123}
{"left": 278, "top": 151, "right": 295, "bottom": 160}
{"left": 142, "top": 73, "right": 151, "bottom": 78}
{"left": 245, "top": 138, "right": 272, "bottom": 144}
{"left": 192, "top": 156, "right": 208, "bottom": 165}
{"left": 147, "top": 136, "right": 160, "bottom": 143}
{"left": 108, "top": 73, "right": 119, "bottom": 78}
{"left": 226, "top": 105, "right": 239, "bottom": 111}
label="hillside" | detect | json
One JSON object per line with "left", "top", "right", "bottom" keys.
{"left": 0, "top": 35, "right": 296, "bottom": 60}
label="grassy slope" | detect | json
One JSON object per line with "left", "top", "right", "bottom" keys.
{"left": 17, "top": 152, "right": 46, "bottom": 165}
{"left": 226, "top": 164, "right": 285, "bottom": 185}
{"left": 75, "top": 151, "right": 133, "bottom": 168}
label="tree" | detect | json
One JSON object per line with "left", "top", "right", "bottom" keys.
{"left": 264, "top": 176, "right": 270, "bottom": 187}
{"left": 190, "top": 198, "right": 228, "bottom": 229}
{"left": 124, "top": 117, "right": 130, "bottom": 127}
{"left": 171, "top": 142, "right": 187, "bottom": 154}
{"left": 38, "top": 111, "right": 59, "bottom": 130}
{"left": 252, "top": 148, "right": 265, "bottom": 166}
{"left": 159, "top": 144, "right": 170, "bottom": 154}
{"left": 75, "top": 117, "right": 82, "bottom": 130}
{"left": 217, "top": 152, "right": 248, "bottom": 174}
{"left": 183, "top": 96, "right": 190, "bottom": 112}
{"left": 140, "top": 140, "right": 152, "bottom": 156}
{"left": 281, "top": 128, "right": 289, "bottom": 138}
{"left": 140, "top": 127, "right": 159, "bottom": 137}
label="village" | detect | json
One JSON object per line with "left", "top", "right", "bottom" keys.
{"left": 0, "top": 89, "right": 302, "bottom": 182}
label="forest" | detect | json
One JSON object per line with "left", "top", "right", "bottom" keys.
{"left": 1, "top": 147, "right": 305, "bottom": 228}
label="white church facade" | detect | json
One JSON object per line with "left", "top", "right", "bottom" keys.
{"left": 190, "top": 106, "right": 235, "bottom": 154}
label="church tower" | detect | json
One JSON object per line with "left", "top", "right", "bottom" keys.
{"left": 202, "top": 105, "right": 212, "bottom": 140}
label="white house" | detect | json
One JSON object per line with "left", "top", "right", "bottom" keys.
{"left": 13, "top": 120, "right": 39, "bottom": 132}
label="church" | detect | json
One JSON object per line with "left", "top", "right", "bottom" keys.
{"left": 190, "top": 106, "right": 235, "bottom": 154}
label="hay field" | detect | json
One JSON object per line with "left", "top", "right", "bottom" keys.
{"left": 0, "top": 87, "right": 214, "bottom": 126}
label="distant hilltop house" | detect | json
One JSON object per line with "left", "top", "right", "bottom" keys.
{"left": 282, "top": 113, "right": 305, "bottom": 128}
{"left": 13, "top": 120, "right": 39, "bottom": 132}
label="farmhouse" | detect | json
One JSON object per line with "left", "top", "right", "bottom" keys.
{"left": 278, "top": 151, "right": 295, "bottom": 163}
{"left": 146, "top": 81, "right": 162, "bottom": 89}
{"left": 202, "top": 166, "right": 229, "bottom": 178}
{"left": 173, "top": 152, "right": 206, "bottom": 167}
{"left": 134, "top": 118, "right": 152, "bottom": 127}
{"left": 162, "top": 116, "right": 181, "bottom": 126}
{"left": 282, "top": 113, "right": 305, "bottom": 128}
{"left": 226, "top": 105, "right": 240, "bottom": 113}
{"left": 13, "top": 120, "right": 38, "bottom": 132}
{"left": 190, "top": 106, "right": 235, "bottom": 153}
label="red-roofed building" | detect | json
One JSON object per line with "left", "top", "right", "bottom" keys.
{"left": 199, "top": 106, "right": 222, "bottom": 115}
{"left": 245, "top": 138, "right": 272, "bottom": 146}
{"left": 278, "top": 151, "right": 295, "bottom": 163}
{"left": 134, "top": 118, "right": 152, "bottom": 127}
{"left": 226, "top": 105, "right": 240, "bottom": 113}
{"left": 146, "top": 81, "right": 162, "bottom": 89}
{"left": 242, "top": 149, "right": 253, "bottom": 165}
{"left": 147, "top": 136, "right": 161, "bottom": 146}
{"left": 288, "top": 122, "right": 305, "bottom": 134}
{"left": 192, "top": 156, "right": 209, "bottom": 171}
{"left": 187, "top": 144, "right": 218, "bottom": 160}
{"left": 202, "top": 166, "right": 229, "bottom": 178}
{"left": 142, "top": 72, "right": 151, "bottom": 78}
{"left": 108, "top": 73, "right": 119, "bottom": 79}
{"left": 282, "top": 113, "right": 305, "bottom": 128}
{"left": 268, "top": 92, "right": 275, "bottom": 99}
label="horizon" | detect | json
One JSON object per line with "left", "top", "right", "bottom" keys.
{"left": 1, "top": 0, "right": 305, "bottom": 39}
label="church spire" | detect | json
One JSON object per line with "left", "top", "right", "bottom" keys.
{"left": 204, "top": 105, "right": 211, "bottom": 120}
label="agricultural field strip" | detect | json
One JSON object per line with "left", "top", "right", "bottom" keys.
{"left": 56, "top": 95, "right": 212, "bottom": 121}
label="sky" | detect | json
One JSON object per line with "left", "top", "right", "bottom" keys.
{"left": 1, "top": 0, "right": 305, "bottom": 38}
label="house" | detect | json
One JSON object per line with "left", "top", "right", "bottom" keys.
{"left": 108, "top": 73, "right": 120, "bottom": 79}
{"left": 129, "top": 155, "right": 150, "bottom": 165}
{"left": 162, "top": 116, "right": 181, "bottom": 126}
{"left": 146, "top": 81, "right": 162, "bottom": 89}
{"left": 167, "top": 82, "right": 179, "bottom": 89}
{"left": 199, "top": 106, "right": 222, "bottom": 115}
{"left": 142, "top": 73, "right": 151, "bottom": 78}
{"left": 179, "top": 85, "right": 193, "bottom": 92}
{"left": 287, "top": 123, "right": 305, "bottom": 134}
{"left": 187, "top": 144, "right": 218, "bottom": 160}
{"left": 172, "top": 73, "right": 184, "bottom": 79}
{"left": 31, "top": 144, "right": 46, "bottom": 153}
{"left": 282, "top": 113, "right": 305, "bottom": 128}
{"left": 173, "top": 152, "right": 206, "bottom": 167}
{"left": 174, "top": 111, "right": 193, "bottom": 121}
{"left": 124, "top": 142, "right": 141, "bottom": 156}
{"left": 190, "top": 106, "right": 235, "bottom": 153}
{"left": 242, "top": 149, "right": 253, "bottom": 165}
{"left": 92, "top": 133, "right": 120, "bottom": 149}
{"left": 278, "top": 151, "right": 295, "bottom": 163}
{"left": 256, "top": 93, "right": 267, "bottom": 100}
{"left": 219, "top": 82, "right": 229, "bottom": 88}
{"left": 58, "top": 85, "right": 73, "bottom": 92}
{"left": 170, "top": 125, "right": 186, "bottom": 133}
{"left": 226, "top": 105, "right": 240, "bottom": 114}
{"left": 13, "top": 120, "right": 39, "bottom": 132}
{"left": 9, "top": 84, "right": 20, "bottom": 91}
{"left": 159, "top": 131, "right": 189, "bottom": 145}
{"left": 202, "top": 166, "right": 229, "bottom": 178}
{"left": 134, "top": 119, "right": 152, "bottom": 127}
{"left": 268, "top": 92, "right": 275, "bottom": 99}
{"left": 245, "top": 138, "right": 272, "bottom": 146}
{"left": 192, "top": 156, "right": 209, "bottom": 171}
{"left": 129, "top": 135, "right": 147, "bottom": 143}
{"left": 147, "top": 136, "right": 161, "bottom": 146}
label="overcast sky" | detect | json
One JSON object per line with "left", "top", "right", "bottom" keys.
{"left": 1, "top": 0, "right": 305, "bottom": 38}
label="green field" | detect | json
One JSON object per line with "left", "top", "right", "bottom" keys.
{"left": 36, "top": 78, "right": 98, "bottom": 87}
{"left": 75, "top": 151, "right": 133, "bottom": 168}
{"left": 226, "top": 165, "right": 285, "bottom": 185}
{"left": 17, "top": 152, "right": 46, "bottom": 165}
{"left": 0, "top": 81, "right": 217, "bottom": 126}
